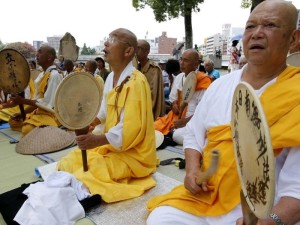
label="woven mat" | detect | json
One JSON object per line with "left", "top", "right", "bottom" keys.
{"left": 164, "top": 145, "right": 184, "bottom": 155}
{"left": 86, "top": 172, "right": 182, "bottom": 225}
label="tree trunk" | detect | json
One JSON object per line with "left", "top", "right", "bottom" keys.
{"left": 251, "top": 0, "right": 264, "bottom": 12}
{"left": 184, "top": 8, "right": 193, "bottom": 49}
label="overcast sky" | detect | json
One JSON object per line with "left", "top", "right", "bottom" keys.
{"left": 1, "top": 0, "right": 299, "bottom": 47}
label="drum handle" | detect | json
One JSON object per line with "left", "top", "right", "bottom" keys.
{"left": 178, "top": 102, "right": 187, "bottom": 119}
{"left": 240, "top": 190, "right": 258, "bottom": 225}
{"left": 18, "top": 91, "right": 26, "bottom": 121}
{"left": 75, "top": 126, "right": 90, "bottom": 172}
{"left": 196, "top": 150, "right": 219, "bottom": 185}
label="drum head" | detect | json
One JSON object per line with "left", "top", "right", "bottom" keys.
{"left": 287, "top": 52, "right": 300, "bottom": 66}
{"left": 182, "top": 71, "right": 197, "bottom": 103}
{"left": 231, "top": 82, "right": 275, "bottom": 219}
{"left": 0, "top": 48, "right": 30, "bottom": 94}
{"left": 54, "top": 72, "right": 103, "bottom": 130}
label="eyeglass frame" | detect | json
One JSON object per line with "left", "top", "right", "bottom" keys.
{"left": 106, "top": 35, "right": 132, "bottom": 46}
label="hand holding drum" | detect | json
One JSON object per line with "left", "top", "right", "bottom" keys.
{"left": 54, "top": 72, "right": 103, "bottom": 172}
{"left": 178, "top": 71, "right": 197, "bottom": 119}
{"left": 231, "top": 82, "right": 275, "bottom": 224}
{"left": 0, "top": 49, "right": 31, "bottom": 121}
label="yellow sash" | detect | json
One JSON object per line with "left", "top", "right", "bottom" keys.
{"left": 38, "top": 71, "right": 51, "bottom": 98}
{"left": 147, "top": 66, "right": 300, "bottom": 216}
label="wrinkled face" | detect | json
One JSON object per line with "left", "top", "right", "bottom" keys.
{"left": 242, "top": 3, "right": 292, "bottom": 67}
{"left": 103, "top": 30, "right": 131, "bottom": 65}
{"left": 179, "top": 51, "right": 198, "bottom": 75}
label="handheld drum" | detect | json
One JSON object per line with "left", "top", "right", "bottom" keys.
{"left": 286, "top": 52, "right": 300, "bottom": 67}
{"left": 54, "top": 72, "right": 103, "bottom": 171}
{"left": 178, "top": 71, "right": 197, "bottom": 119}
{"left": 0, "top": 48, "right": 30, "bottom": 120}
{"left": 231, "top": 82, "right": 275, "bottom": 224}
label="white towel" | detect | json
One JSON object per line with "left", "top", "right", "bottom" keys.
{"left": 14, "top": 171, "right": 90, "bottom": 225}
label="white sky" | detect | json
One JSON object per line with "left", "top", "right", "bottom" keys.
{"left": 1, "top": 0, "right": 299, "bottom": 47}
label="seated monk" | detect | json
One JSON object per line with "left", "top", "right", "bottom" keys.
{"left": 57, "top": 28, "right": 157, "bottom": 203}
{"left": 147, "top": 1, "right": 300, "bottom": 224}
{"left": 154, "top": 49, "right": 211, "bottom": 145}
{"left": 8, "top": 45, "right": 63, "bottom": 136}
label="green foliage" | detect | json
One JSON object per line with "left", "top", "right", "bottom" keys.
{"left": 81, "top": 43, "right": 97, "bottom": 55}
{"left": 241, "top": 0, "right": 264, "bottom": 11}
{"left": 4, "top": 42, "right": 36, "bottom": 59}
{"left": 241, "top": 0, "right": 252, "bottom": 8}
{"left": 133, "top": 0, "right": 204, "bottom": 22}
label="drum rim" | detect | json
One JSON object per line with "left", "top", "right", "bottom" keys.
{"left": 231, "top": 81, "right": 275, "bottom": 218}
{"left": 54, "top": 71, "right": 102, "bottom": 130}
{"left": 0, "top": 48, "right": 30, "bottom": 94}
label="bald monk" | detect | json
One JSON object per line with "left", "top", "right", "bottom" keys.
{"left": 58, "top": 28, "right": 157, "bottom": 203}
{"left": 8, "top": 45, "right": 63, "bottom": 136}
{"left": 154, "top": 49, "right": 211, "bottom": 145}
{"left": 147, "top": 1, "right": 300, "bottom": 224}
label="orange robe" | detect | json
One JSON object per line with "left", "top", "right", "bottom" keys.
{"left": 154, "top": 72, "right": 211, "bottom": 135}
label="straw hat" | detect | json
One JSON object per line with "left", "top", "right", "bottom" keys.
{"left": 16, "top": 126, "right": 76, "bottom": 155}
{"left": 155, "top": 130, "right": 164, "bottom": 149}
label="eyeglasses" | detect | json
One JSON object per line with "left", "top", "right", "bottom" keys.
{"left": 106, "top": 35, "right": 131, "bottom": 46}
{"left": 179, "top": 57, "right": 191, "bottom": 63}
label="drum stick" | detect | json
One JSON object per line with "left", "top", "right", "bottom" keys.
{"left": 196, "top": 150, "right": 219, "bottom": 185}
{"left": 240, "top": 190, "right": 258, "bottom": 225}
{"left": 75, "top": 126, "right": 90, "bottom": 172}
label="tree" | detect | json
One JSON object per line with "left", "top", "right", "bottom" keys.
{"left": 241, "top": 0, "right": 264, "bottom": 12}
{"left": 81, "top": 43, "right": 97, "bottom": 55}
{"left": 81, "top": 43, "right": 89, "bottom": 55}
{"left": 5, "top": 42, "right": 36, "bottom": 59}
{"left": 133, "top": 0, "right": 204, "bottom": 49}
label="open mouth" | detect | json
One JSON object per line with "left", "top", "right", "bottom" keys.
{"left": 249, "top": 44, "right": 264, "bottom": 50}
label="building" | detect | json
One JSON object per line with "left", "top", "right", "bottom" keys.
{"left": 47, "top": 35, "right": 63, "bottom": 52}
{"left": 32, "top": 41, "right": 44, "bottom": 50}
{"left": 158, "top": 32, "right": 177, "bottom": 54}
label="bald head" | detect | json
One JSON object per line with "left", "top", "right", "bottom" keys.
{"left": 138, "top": 40, "right": 150, "bottom": 51}
{"left": 252, "top": 0, "right": 298, "bottom": 31}
{"left": 243, "top": 0, "right": 299, "bottom": 68}
{"left": 85, "top": 60, "right": 98, "bottom": 74}
{"left": 112, "top": 28, "right": 138, "bottom": 51}
{"left": 180, "top": 49, "right": 200, "bottom": 74}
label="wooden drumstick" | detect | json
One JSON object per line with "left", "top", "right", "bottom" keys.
{"left": 196, "top": 150, "right": 219, "bottom": 185}
{"left": 75, "top": 126, "right": 90, "bottom": 172}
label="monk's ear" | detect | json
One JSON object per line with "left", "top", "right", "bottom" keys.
{"left": 289, "top": 29, "right": 300, "bottom": 54}
{"left": 290, "top": 29, "right": 300, "bottom": 46}
{"left": 125, "top": 46, "right": 135, "bottom": 58}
